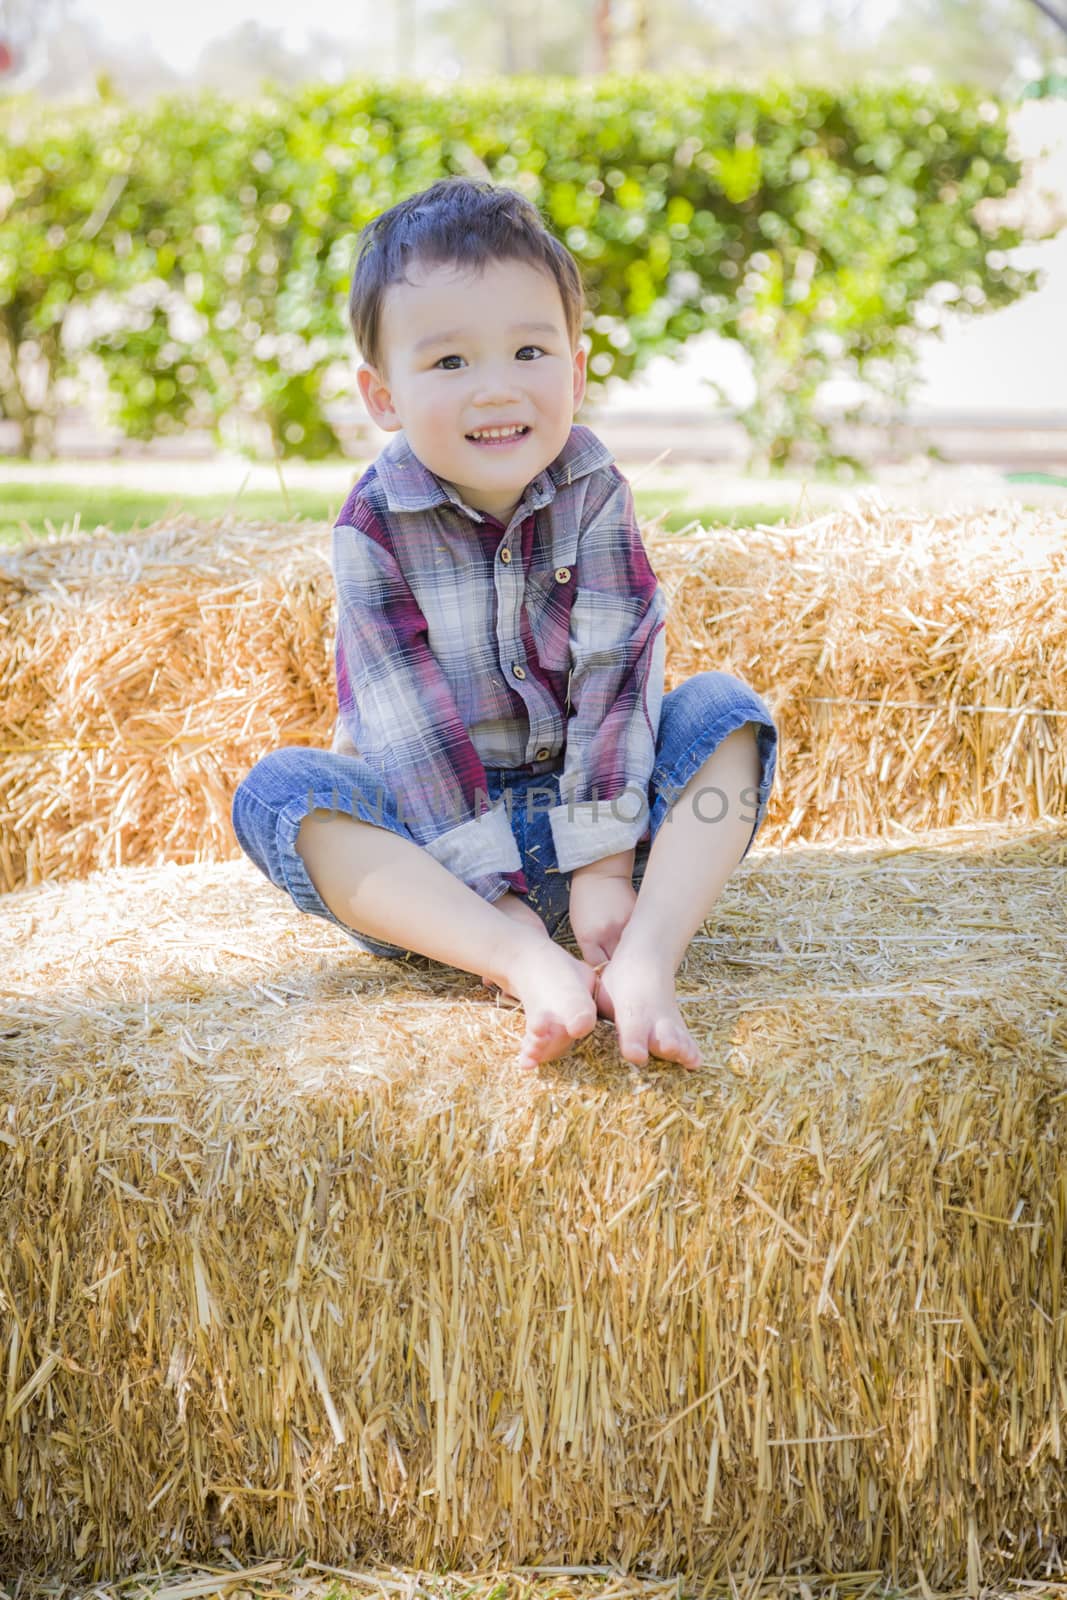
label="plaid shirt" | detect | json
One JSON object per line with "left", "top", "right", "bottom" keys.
{"left": 330, "top": 424, "right": 667, "bottom": 904}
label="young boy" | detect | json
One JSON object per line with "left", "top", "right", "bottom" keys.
{"left": 231, "top": 178, "right": 778, "bottom": 1074}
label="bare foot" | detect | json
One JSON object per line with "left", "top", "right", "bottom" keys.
{"left": 502, "top": 938, "right": 600, "bottom": 1070}
{"left": 595, "top": 946, "right": 702, "bottom": 1071}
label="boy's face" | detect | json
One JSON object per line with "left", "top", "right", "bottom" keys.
{"left": 357, "top": 256, "right": 587, "bottom": 523}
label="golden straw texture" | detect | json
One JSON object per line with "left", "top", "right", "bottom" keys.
{"left": 1, "top": 501, "right": 1065, "bottom": 891}
{"left": 2, "top": 819, "right": 1065, "bottom": 1590}
{"left": 651, "top": 502, "right": 1067, "bottom": 844}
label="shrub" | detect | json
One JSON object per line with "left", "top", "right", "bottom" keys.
{"left": 0, "top": 78, "right": 1040, "bottom": 466}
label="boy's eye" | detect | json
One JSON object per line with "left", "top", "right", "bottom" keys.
{"left": 516, "top": 345, "right": 545, "bottom": 360}
{"left": 434, "top": 354, "right": 466, "bottom": 370}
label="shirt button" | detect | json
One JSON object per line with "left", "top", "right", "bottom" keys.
{"left": 500, "top": 548, "right": 512, "bottom": 563}
{"left": 512, "top": 664, "right": 526, "bottom": 680}
{"left": 555, "top": 567, "right": 571, "bottom": 583}
{"left": 535, "top": 748, "right": 550, "bottom": 761}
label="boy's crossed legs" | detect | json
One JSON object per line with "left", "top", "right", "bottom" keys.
{"left": 295, "top": 723, "right": 761, "bottom": 1072}
{"left": 296, "top": 808, "right": 599, "bottom": 1071}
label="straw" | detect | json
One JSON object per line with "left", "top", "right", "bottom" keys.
{"left": 2, "top": 499, "right": 1065, "bottom": 890}
{"left": 2, "top": 812, "right": 1065, "bottom": 1592}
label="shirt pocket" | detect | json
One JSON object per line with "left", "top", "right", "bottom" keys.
{"left": 523, "top": 564, "right": 576, "bottom": 673}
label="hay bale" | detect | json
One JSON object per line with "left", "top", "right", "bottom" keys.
{"left": 1, "top": 502, "right": 1065, "bottom": 892}
{"left": 2, "top": 819, "right": 1065, "bottom": 1589}
{"left": 652, "top": 501, "right": 1067, "bottom": 845}
{"left": 0, "top": 516, "right": 336, "bottom": 892}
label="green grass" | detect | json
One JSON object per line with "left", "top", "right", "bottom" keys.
{"left": 0, "top": 482, "right": 341, "bottom": 548}
{"left": 0, "top": 481, "right": 792, "bottom": 550}
{"left": 1004, "top": 470, "right": 1067, "bottom": 486}
{"left": 633, "top": 482, "right": 791, "bottom": 531}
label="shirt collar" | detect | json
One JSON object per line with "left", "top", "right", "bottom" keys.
{"left": 374, "top": 425, "right": 615, "bottom": 523}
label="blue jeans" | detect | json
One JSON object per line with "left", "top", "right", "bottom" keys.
{"left": 230, "top": 670, "right": 778, "bottom": 964}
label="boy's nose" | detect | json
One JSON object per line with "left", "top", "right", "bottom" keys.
{"left": 472, "top": 372, "right": 522, "bottom": 405}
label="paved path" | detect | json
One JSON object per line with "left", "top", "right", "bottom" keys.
{"left": 2, "top": 449, "right": 1065, "bottom": 515}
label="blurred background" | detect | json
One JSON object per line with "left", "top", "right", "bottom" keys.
{"left": 1, "top": 0, "right": 1065, "bottom": 536}
{"left": 4, "top": 0, "right": 1063, "bottom": 100}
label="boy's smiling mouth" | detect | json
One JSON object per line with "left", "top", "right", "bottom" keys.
{"left": 466, "top": 424, "right": 531, "bottom": 446}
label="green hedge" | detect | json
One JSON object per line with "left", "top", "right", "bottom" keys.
{"left": 0, "top": 78, "right": 1039, "bottom": 466}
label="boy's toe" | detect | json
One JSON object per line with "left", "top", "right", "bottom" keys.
{"left": 617, "top": 1029, "right": 650, "bottom": 1067}
{"left": 649, "top": 1018, "right": 701, "bottom": 1070}
{"left": 528, "top": 1013, "right": 561, "bottom": 1039}
{"left": 567, "top": 1002, "right": 598, "bottom": 1037}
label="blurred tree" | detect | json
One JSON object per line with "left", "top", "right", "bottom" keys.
{"left": 633, "top": 0, "right": 649, "bottom": 70}
{"left": 424, "top": 0, "right": 1066, "bottom": 84}
{"left": 427, "top": 0, "right": 724, "bottom": 75}
{"left": 0, "top": 4, "right": 182, "bottom": 102}
{"left": 642, "top": 0, "right": 726, "bottom": 70}
{"left": 27, "top": 17, "right": 179, "bottom": 101}
{"left": 0, "top": 79, "right": 1036, "bottom": 463}
{"left": 0, "top": 0, "right": 68, "bottom": 84}
{"left": 195, "top": 22, "right": 314, "bottom": 93}
{"left": 605, "top": 0, "right": 652, "bottom": 72}
{"left": 593, "top": 0, "right": 612, "bottom": 71}
{"left": 396, "top": 0, "right": 417, "bottom": 77}
{"left": 8, "top": 0, "right": 1067, "bottom": 97}
{"left": 428, "top": 0, "right": 584, "bottom": 74}
{"left": 868, "top": 0, "right": 1066, "bottom": 86}
{"left": 194, "top": 17, "right": 397, "bottom": 92}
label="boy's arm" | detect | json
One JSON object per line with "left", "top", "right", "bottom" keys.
{"left": 332, "top": 516, "right": 525, "bottom": 902}
{"left": 548, "top": 469, "right": 668, "bottom": 874}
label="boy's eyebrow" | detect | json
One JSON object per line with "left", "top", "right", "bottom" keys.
{"left": 413, "top": 320, "right": 562, "bottom": 353}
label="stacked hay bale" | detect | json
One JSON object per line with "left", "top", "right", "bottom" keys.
{"left": 1, "top": 506, "right": 1065, "bottom": 1593}
{"left": 0, "top": 505, "right": 1063, "bottom": 889}
{"left": 657, "top": 507, "right": 1066, "bottom": 842}
{"left": 0, "top": 520, "right": 338, "bottom": 890}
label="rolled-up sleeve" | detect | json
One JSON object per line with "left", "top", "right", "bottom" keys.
{"left": 548, "top": 470, "right": 667, "bottom": 872}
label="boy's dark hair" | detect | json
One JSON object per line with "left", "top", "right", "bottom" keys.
{"left": 348, "top": 177, "right": 585, "bottom": 372}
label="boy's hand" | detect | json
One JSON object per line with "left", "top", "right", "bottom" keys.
{"left": 568, "top": 872, "right": 637, "bottom": 970}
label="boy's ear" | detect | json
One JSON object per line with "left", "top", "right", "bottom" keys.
{"left": 357, "top": 363, "right": 402, "bottom": 432}
{"left": 572, "top": 343, "right": 588, "bottom": 411}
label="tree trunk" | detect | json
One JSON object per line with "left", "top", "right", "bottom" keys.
{"left": 501, "top": 5, "right": 517, "bottom": 73}
{"left": 632, "top": 0, "right": 649, "bottom": 69}
{"left": 26, "top": 404, "right": 57, "bottom": 461}
{"left": 396, "top": 0, "right": 416, "bottom": 74}
{"left": 0, "top": 309, "right": 33, "bottom": 459}
{"left": 593, "top": 0, "right": 612, "bottom": 72}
